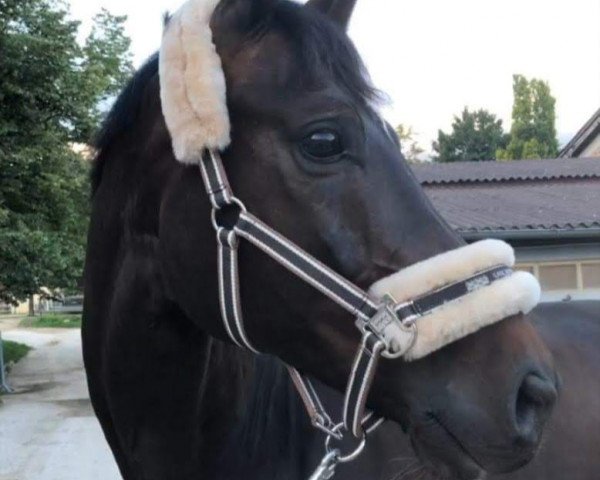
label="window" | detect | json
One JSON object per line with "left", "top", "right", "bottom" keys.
{"left": 582, "top": 263, "right": 600, "bottom": 289}
{"left": 515, "top": 260, "right": 600, "bottom": 300}
{"left": 538, "top": 265, "right": 578, "bottom": 291}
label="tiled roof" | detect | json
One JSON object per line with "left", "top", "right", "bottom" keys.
{"left": 412, "top": 159, "right": 600, "bottom": 236}
{"left": 414, "top": 157, "right": 600, "bottom": 185}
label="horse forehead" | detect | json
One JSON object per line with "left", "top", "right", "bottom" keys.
{"left": 225, "top": 32, "right": 296, "bottom": 89}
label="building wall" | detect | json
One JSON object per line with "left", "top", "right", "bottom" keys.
{"left": 515, "top": 243, "right": 600, "bottom": 301}
{"left": 1, "top": 295, "right": 52, "bottom": 315}
{"left": 581, "top": 134, "right": 600, "bottom": 157}
{"left": 9, "top": 296, "right": 38, "bottom": 315}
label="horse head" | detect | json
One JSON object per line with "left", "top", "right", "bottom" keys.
{"left": 104, "top": 0, "right": 558, "bottom": 478}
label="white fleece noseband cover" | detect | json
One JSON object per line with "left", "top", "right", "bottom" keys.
{"left": 370, "top": 240, "right": 540, "bottom": 360}
{"left": 158, "top": 0, "right": 541, "bottom": 362}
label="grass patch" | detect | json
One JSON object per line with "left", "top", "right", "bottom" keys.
{"left": 3, "top": 340, "right": 31, "bottom": 365}
{"left": 20, "top": 314, "right": 82, "bottom": 329}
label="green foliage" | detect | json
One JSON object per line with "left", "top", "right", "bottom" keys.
{"left": 0, "top": 0, "right": 133, "bottom": 304}
{"left": 2, "top": 340, "right": 31, "bottom": 366}
{"left": 79, "top": 9, "right": 134, "bottom": 140}
{"left": 20, "top": 314, "right": 81, "bottom": 328}
{"left": 395, "top": 124, "right": 425, "bottom": 163}
{"left": 432, "top": 108, "right": 508, "bottom": 162}
{"left": 497, "top": 75, "right": 559, "bottom": 160}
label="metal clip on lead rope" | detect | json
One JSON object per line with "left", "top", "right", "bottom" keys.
{"left": 309, "top": 424, "right": 367, "bottom": 480}
{"left": 308, "top": 450, "right": 340, "bottom": 480}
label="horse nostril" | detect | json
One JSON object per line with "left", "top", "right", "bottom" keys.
{"left": 514, "top": 373, "right": 558, "bottom": 445}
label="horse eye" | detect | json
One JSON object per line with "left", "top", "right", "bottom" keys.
{"left": 300, "top": 130, "right": 344, "bottom": 161}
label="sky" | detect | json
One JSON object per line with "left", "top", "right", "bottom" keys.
{"left": 69, "top": 0, "right": 600, "bottom": 154}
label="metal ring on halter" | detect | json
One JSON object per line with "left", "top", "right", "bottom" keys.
{"left": 211, "top": 197, "right": 248, "bottom": 231}
{"left": 380, "top": 321, "right": 418, "bottom": 360}
{"left": 314, "top": 413, "right": 344, "bottom": 440}
{"left": 324, "top": 423, "right": 367, "bottom": 464}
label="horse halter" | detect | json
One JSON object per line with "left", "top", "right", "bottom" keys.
{"left": 198, "top": 149, "right": 524, "bottom": 478}
{"left": 158, "top": 1, "right": 540, "bottom": 477}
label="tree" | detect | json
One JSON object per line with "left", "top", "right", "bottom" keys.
{"left": 79, "top": 9, "right": 135, "bottom": 140}
{"left": 432, "top": 108, "right": 508, "bottom": 162}
{"left": 496, "top": 75, "right": 559, "bottom": 160}
{"left": 0, "top": 0, "right": 133, "bottom": 311}
{"left": 395, "top": 124, "right": 425, "bottom": 163}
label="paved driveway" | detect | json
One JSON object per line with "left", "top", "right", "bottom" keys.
{"left": 0, "top": 326, "right": 121, "bottom": 480}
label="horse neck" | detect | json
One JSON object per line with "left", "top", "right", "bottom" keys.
{"left": 202, "top": 344, "right": 318, "bottom": 479}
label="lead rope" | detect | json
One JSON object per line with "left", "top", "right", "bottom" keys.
{"left": 198, "top": 149, "right": 514, "bottom": 479}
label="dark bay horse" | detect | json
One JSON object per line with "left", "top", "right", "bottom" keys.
{"left": 83, "top": 1, "right": 558, "bottom": 479}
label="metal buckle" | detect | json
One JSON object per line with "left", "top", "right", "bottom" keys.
{"left": 367, "top": 296, "right": 398, "bottom": 335}
{"left": 357, "top": 295, "right": 418, "bottom": 359}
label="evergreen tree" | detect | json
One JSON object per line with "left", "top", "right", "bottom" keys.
{"left": 432, "top": 108, "right": 508, "bottom": 162}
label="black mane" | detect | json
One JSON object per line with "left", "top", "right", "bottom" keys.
{"left": 220, "top": 355, "right": 310, "bottom": 477}
{"left": 91, "top": 53, "right": 159, "bottom": 193}
{"left": 94, "top": 53, "right": 159, "bottom": 155}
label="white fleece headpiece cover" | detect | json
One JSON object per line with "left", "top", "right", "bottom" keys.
{"left": 370, "top": 239, "right": 541, "bottom": 360}
{"left": 159, "top": 0, "right": 231, "bottom": 163}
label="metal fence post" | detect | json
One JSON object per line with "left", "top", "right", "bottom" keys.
{"left": 0, "top": 331, "right": 13, "bottom": 394}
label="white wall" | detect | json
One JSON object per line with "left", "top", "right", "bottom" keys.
{"left": 581, "top": 133, "right": 600, "bottom": 157}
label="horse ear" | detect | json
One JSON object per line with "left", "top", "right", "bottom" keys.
{"left": 305, "top": 0, "right": 358, "bottom": 30}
